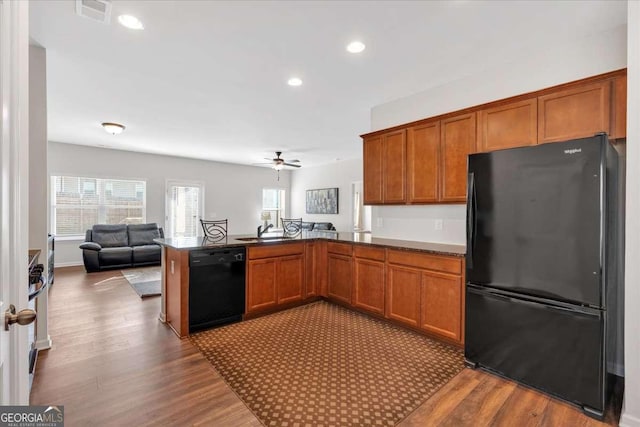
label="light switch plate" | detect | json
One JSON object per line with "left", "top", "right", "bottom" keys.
{"left": 376, "top": 218, "right": 383, "bottom": 228}
{"left": 435, "top": 219, "right": 443, "bottom": 230}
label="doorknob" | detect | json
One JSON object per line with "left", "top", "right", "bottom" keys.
{"left": 4, "top": 304, "right": 36, "bottom": 331}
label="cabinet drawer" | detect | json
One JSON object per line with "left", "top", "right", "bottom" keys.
{"left": 327, "top": 242, "right": 353, "bottom": 256}
{"left": 353, "top": 245, "right": 385, "bottom": 261}
{"left": 248, "top": 242, "right": 304, "bottom": 259}
{"left": 387, "top": 250, "right": 462, "bottom": 275}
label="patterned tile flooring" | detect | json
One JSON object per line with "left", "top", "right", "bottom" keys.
{"left": 190, "top": 301, "right": 464, "bottom": 427}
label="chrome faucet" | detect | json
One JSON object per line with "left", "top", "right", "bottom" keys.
{"left": 257, "top": 224, "right": 274, "bottom": 238}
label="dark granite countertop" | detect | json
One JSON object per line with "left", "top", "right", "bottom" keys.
{"left": 155, "top": 231, "right": 466, "bottom": 257}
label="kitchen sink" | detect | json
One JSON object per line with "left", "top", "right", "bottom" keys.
{"left": 235, "top": 236, "right": 294, "bottom": 242}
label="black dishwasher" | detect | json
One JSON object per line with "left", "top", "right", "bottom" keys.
{"left": 189, "top": 247, "right": 246, "bottom": 332}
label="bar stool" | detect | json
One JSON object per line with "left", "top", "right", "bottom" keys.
{"left": 200, "top": 219, "right": 228, "bottom": 241}
{"left": 281, "top": 218, "right": 302, "bottom": 236}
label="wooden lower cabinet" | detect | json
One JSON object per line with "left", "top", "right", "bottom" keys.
{"left": 305, "top": 241, "right": 326, "bottom": 298}
{"left": 420, "top": 271, "right": 463, "bottom": 342}
{"left": 327, "top": 253, "right": 353, "bottom": 304}
{"left": 353, "top": 257, "right": 385, "bottom": 315}
{"left": 246, "top": 243, "right": 305, "bottom": 314}
{"left": 385, "top": 264, "right": 421, "bottom": 327}
{"left": 386, "top": 250, "right": 464, "bottom": 344}
{"left": 246, "top": 258, "right": 277, "bottom": 312}
{"left": 277, "top": 255, "right": 304, "bottom": 304}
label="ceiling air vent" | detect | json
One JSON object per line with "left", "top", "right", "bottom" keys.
{"left": 75, "top": 0, "right": 112, "bottom": 24}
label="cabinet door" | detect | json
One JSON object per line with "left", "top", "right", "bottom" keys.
{"left": 277, "top": 255, "right": 304, "bottom": 304}
{"left": 385, "top": 264, "right": 421, "bottom": 327}
{"left": 383, "top": 130, "right": 407, "bottom": 203}
{"left": 353, "top": 258, "right": 385, "bottom": 315}
{"left": 407, "top": 122, "right": 439, "bottom": 203}
{"left": 440, "top": 113, "right": 476, "bottom": 202}
{"left": 612, "top": 75, "right": 627, "bottom": 139}
{"left": 538, "top": 81, "right": 611, "bottom": 143}
{"left": 246, "top": 258, "right": 277, "bottom": 313}
{"left": 477, "top": 98, "right": 537, "bottom": 152}
{"left": 363, "top": 135, "right": 384, "bottom": 204}
{"left": 305, "top": 242, "right": 317, "bottom": 298}
{"left": 420, "top": 272, "right": 463, "bottom": 343}
{"left": 327, "top": 254, "right": 353, "bottom": 304}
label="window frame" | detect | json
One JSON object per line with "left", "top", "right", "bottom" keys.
{"left": 50, "top": 175, "right": 148, "bottom": 239}
{"left": 262, "top": 188, "right": 287, "bottom": 230}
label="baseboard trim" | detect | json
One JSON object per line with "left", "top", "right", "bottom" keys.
{"left": 35, "top": 336, "right": 52, "bottom": 351}
{"left": 620, "top": 411, "right": 640, "bottom": 427}
{"left": 54, "top": 261, "right": 83, "bottom": 268}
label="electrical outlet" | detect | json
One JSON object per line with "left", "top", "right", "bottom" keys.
{"left": 376, "top": 218, "right": 383, "bottom": 228}
{"left": 435, "top": 219, "right": 443, "bottom": 230}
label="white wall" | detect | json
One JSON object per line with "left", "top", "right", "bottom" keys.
{"left": 290, "top": 158, "right": 362, "bottom": 232}
{"left": 620, "top": 2, "right": 639, "bottom": 425}
{"left": 28, "top": 45, "right": 48, "bottom": 255}
{"left": 369, "top": 25, "right": 627, "bottom": 244}
{"left": 371, "top": 205, "right": 465, "bottom": 244}
{"left": 49, "top": 142, "right": 291, "bottom": 266}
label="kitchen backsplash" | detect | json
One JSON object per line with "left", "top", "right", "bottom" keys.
{"left": 371, "top": 204, "right": 466, "bottom": 246}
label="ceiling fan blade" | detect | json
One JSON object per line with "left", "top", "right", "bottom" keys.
{"left": 283, "top": 162, "right": 302, "bottom": 168}
{"left": 288, "top": 159, "right": 301, "bottom": 163}
{"left": 264, "top": 157, "right": 273, "bottom": 161}
{"left": 252, "top": 162, "right": 274, "bottom": 166}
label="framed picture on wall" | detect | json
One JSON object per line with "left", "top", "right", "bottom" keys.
{"left": 306, "top": 188, "right": 339, "bottom": 214}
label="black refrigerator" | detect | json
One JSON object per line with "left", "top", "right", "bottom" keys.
{"left": 464, "top": 134, "right": 623, "bottom": 420}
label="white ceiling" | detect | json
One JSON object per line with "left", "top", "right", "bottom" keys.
{"left": 29, "top": 0, "right": 627, "bottom": 168}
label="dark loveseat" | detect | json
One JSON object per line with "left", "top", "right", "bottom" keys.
{"left": 79, "top": 223, "right": 164, "bottom": 272}
{"left": 301, "top": 221, "right": 336, "bottom": 231}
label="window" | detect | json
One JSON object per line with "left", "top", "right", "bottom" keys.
{"left": 262, "top": 188, "right": 286, "bottom": 229}
{"left": 51, "top": 176, "right": 146, "bottom": 237}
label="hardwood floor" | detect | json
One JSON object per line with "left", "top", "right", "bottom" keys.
{"left": 31, "top": 266, "right": 621, "bottom": 426}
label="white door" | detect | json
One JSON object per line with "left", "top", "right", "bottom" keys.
{"left": 0, "top": 0, "right": 31, "bottom": 404}
{"left": 165, "top": 181, "right": 204, "bottom": 237}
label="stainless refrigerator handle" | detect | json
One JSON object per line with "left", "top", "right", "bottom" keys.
{"left": 466, "top": 172, "right": 476, "bottom": 268}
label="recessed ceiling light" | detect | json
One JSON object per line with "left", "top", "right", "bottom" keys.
{"left": 346, "top": 41, "right": 366, "bottom": 53}
{"left": 101, "top": 122, "right": 126, "bottom": 135}
{"left": 287, "top": 77, "right": 303, "bottom": 87}
{"left": 117, "top": 14, "right": 144, "bottom": 30}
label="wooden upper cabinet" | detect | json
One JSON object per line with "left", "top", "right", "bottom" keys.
{"left": 538, "top": 81, "right": 611, "bottom": 143}
{"left": 407, "top": 122, "right": 439, "bottom": 203}
{"left": 440, "top": 113, "right": 476, "bottom": 202}
{"left": 363, "top": 135, "right": 384, "bottom": 204}
{"left": 477, "top": 98, "right": 537, "bottom": 152}
{"left": 382, "top": 130, "right": 407, "bottom": 203}
{"left": 612, "top": 75, "right": 627, "bottom": 139}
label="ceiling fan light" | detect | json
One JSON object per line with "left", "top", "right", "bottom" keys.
{"left": 101, "top": 122, "right": 126, "bottom": 135}
{"left": 273, "top": 163, "right": 284, "bottom": 171}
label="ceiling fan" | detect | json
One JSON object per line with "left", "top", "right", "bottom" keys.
{"left": 254, "top": 151, "right": 301, "bottom": 180}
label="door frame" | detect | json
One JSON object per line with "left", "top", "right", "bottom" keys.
{"left": 0, "top": 0, "right": 31, "bottom": 404}
{"left": 165, "top": 179, "right": 205, "bottom": 237}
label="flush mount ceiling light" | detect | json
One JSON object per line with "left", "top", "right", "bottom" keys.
{"left": 287, "top": 77, "right": 303, "bottom": 87}
{"left": 101, "top": 122, "right": 125, "bottom": 135}
{"left": 346, "top": 41, "right": 366, "bottom": 53}
{"left": 117, "top": 14, "right": 144, "bottom": 30}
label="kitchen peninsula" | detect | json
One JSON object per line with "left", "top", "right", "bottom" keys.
{"left": 155, "top": 232, "right": 466, "bottom": 346}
